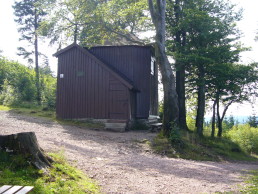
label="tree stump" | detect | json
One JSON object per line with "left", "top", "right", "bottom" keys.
{"left": 0, "top": 132, "right": 53, "bottom": 169}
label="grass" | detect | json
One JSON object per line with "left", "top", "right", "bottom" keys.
{"left": 0, "top": 151, "right": 101, "bottom": 194}
{"left": 0, "top": 105, "right": 11, "bottom": 111}
{"left": 242, "top": 169, "right": 258, "bottom": 194}
{"left": 150, "top": 130, "right": 258, "bottom": 161}
{"left": 0, "top": 104, "right": 104, "bottom": 129}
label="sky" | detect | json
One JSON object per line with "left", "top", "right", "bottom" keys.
{"left": 0, "top": 0, "right": 257, "bottom": 117}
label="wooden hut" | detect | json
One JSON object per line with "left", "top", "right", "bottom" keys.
{"left": 54, "top": 43, "right": 158, "bottom": 130}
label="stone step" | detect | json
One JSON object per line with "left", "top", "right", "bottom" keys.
{"left": 104, "top": 122, "right": 127, "bottom": 132}
{"left": 106, "top": 119, "right": 127, "bottom": 123}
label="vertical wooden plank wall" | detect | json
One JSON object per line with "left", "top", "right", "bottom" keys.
{"left": 89, "top": 46, "right": 154, "bottom": 118}
{"left": 56, "top": 47, "right": 129, "bottom": 119}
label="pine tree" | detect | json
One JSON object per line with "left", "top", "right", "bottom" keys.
{"left": 13, "top": 0, "right": 47, "bottom": 104}
{"left": 248, "top": 114, "right": 258, "bottom": 127}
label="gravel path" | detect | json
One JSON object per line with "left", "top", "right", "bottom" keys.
{"left": 0, "top": 111, "right": 257, "bottom": 194}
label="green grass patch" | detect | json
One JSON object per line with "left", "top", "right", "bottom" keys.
{"left": 242, "top": 169, "right": 258, "bottom": 193}
{"left": 0, "top": 105, "right": 11, "bottom": 111}
{"left": 1, "top": 105, "right": 104, "bottom": 129}
{"left": 10, "top": 106, "right": 56, "bottom": 120}
{"left": 151, "top": 130, "right": 258, "bottom": 161}
{"left": 0, "top": 151, "right": 101, "bottom": 194}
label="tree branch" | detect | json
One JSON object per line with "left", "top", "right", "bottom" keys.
{"left": 103, "top": 24, "right": 146, "bottom": 45}
{"left": 221, "top": 100, "right": 234, "bottom": 121}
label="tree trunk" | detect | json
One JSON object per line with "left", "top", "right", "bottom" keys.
{"left": 176, "top": 64, "right": 188, "bottom": 130}
{"left": 216, "top": 94, "right": 222, "bottom": 137}
{"left": 148, "top": 0, "right": 179, "bottom": 137}
{"left": 211, "top": 99, "right": 216, "bottom": 138}
{"left": 196, "top": 64, "right": 205, "bottom": 136}
{"left": 217, "top": 99, "right": 233, "bottom": 137}
{"left": 34, "top": 10, "right": 41, "bottom": 105}
{"left": 174, "top": 0, "right": 188, "bottom": 131}
{"left": 0, "top": 132, "right": 52, "bottom": 169}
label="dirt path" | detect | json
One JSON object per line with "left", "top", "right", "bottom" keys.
{"left": 0, "top": 111, "right": 257, "bottom": 194}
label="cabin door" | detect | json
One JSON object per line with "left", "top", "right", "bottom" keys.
{"left": 109, "top": 78, "right": 129, "bottom": 119}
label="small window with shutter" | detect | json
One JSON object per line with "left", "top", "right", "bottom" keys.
{"left": 77, "top": 71, "right": 85, "bottom": 77}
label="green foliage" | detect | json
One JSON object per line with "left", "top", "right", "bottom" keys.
{"left": 168, "top": 123, "right": 185, "bottom": 148}
{"left": 130, "top": 120, "right": 149, "bottom": 130}
{"left": 186, "top": 97, "right": 198, "bottom": 131}
{"left": 166, "top": 0, "right": 251, "bottom": 136}
{"left": 91, "top": 0, "right": 150, "bottom": 44}
{"left": 13, "top": 0, "right": 48, "bottom": 63}
{"left": 247, "top": 114, "right": 258, "bottom": 128}
{"left": 0, "top": 151, "right": 100, "bottom": 194}
{"left": 223, "top": 115, "right": 235, "bottom": 131}
{"left": 186, "top": 115, "right": 196, "bottom": 131}
{"left": 42, "top": 0, "right": 150, "bottom": 46}
{"left": 158, "top": 101, "right": 164, "bottom": 121}
{"left": 0, "top": 57, "right": 56, "bottom": 108}
{"left": 40, "top": 71, "right": 56, "bottom": 108}
{"left": 151, "top": 129, "right": 256, "bottom": 161}
{"left": 13, "top": 0, "right": 51, "bottom": 66}
{"left": 0, "top": 58, "right": 36, "bottom": 105}
{"left": 225, "top": 124, "right": 258, "bottom": 154}
{"left": 0, "top": 80, "right": 20, "bottom": 106}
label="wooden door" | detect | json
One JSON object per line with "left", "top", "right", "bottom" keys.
{"left": 109, "top": 78, "right": 129, "bottom": 119}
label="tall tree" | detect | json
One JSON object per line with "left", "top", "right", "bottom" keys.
{"left": 166, "top": 0, "right": 242, "bottom": 136}
{"left": 41, "top": 0, "right": 150, "bottom": 47}
{"left": 148, "top": 0, "right": 179, "bottom": 136}
{"left": 248, "top": 114, "right": 258, "bottom": 128}
{"left": 13, "top": 0, "right": 48, "bottom": 104}
{"left": 40, "top": 0, "right": 90, "bottom": 47}
{"left": 208, "top": 63, "right": 258, "bottom": 137}
{"left": 166, "top": 0, "right": 188, "bottom": 130}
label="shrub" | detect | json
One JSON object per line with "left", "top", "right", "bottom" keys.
{"left": 130, "top": 119, "right": 149, "bottom": 130}
{"left": 169, "top": 123, "right": 185, "bottom": 149}
{"left": 225, "top": 124, "right": 258, "bottom": 154}
{"left": 0, "top": 80, "right": 20, "bottom": 106}
{"left": 0, "top": 57, "right": 56, "bottom": 108}
{"left": 41, "top": 74, "right": 56, "bottom": 108}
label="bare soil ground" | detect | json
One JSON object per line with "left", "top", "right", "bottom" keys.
{"left": 0, "top": 111, "right": 257, "bottom": 194}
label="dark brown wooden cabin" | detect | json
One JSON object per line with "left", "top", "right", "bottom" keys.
{"left": 54, "top": 43, "right": 158, "bottom": 121}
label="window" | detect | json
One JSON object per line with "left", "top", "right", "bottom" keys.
{"left": 77, "top": 71, "right": 85, "bottom": 77}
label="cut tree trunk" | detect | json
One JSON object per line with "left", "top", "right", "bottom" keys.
{"left": 0, "top": 132, "right": 52, "bottom": 169}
